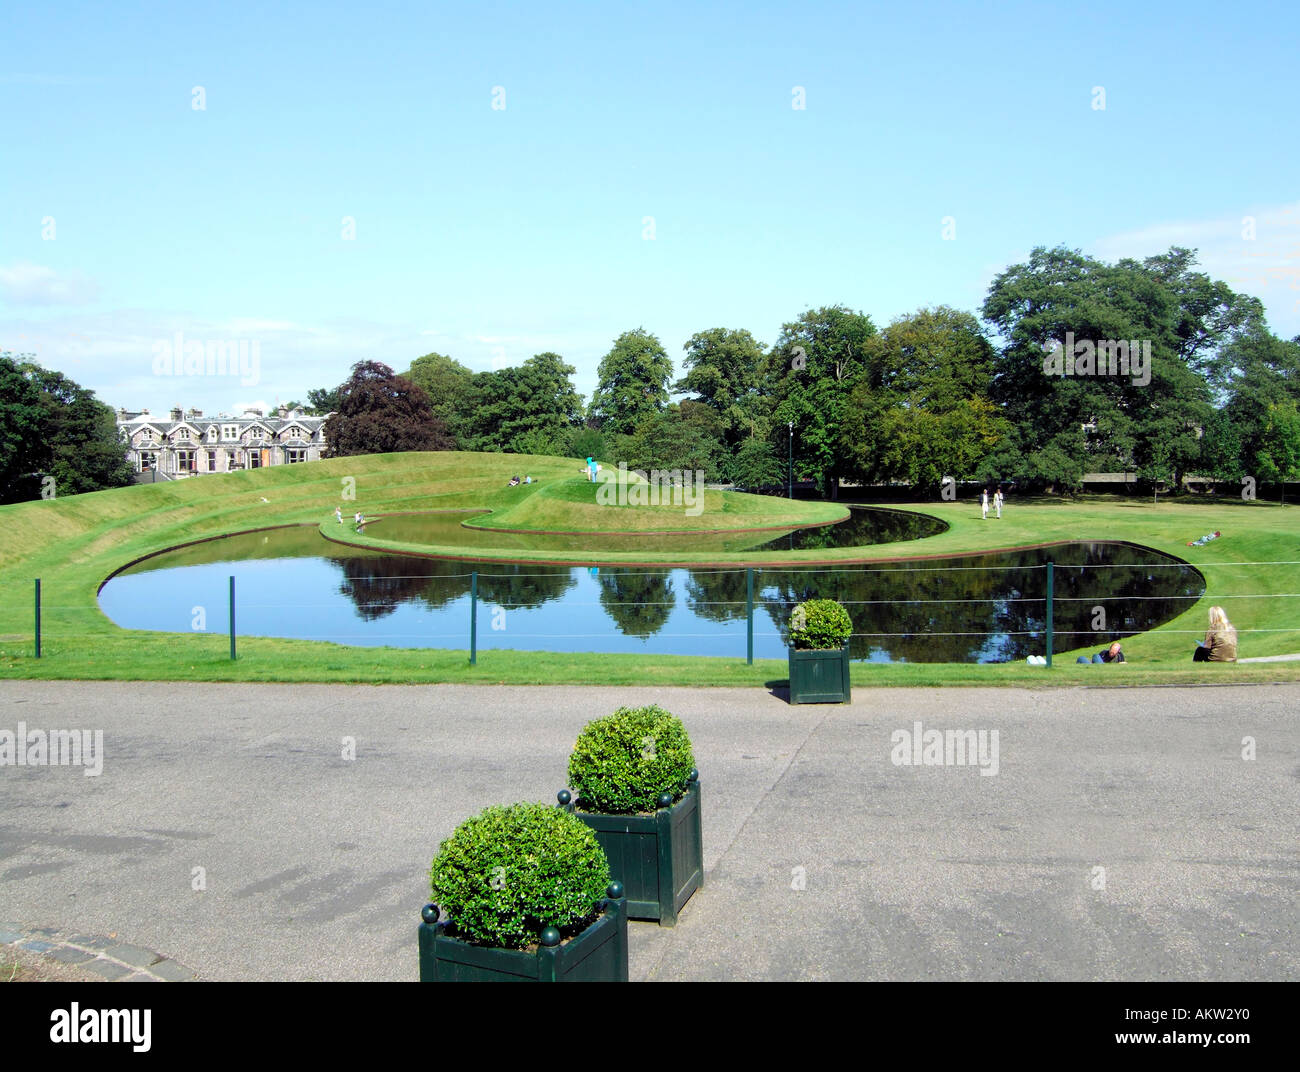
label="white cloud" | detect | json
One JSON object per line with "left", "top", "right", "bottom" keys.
{"left": 0, "top": 263, "right": 101, "bottom": 306}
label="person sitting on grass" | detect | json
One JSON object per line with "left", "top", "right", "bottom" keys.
{"left": 1193, "top": 606, "right": 1237, "bottom": 662}
{"left": 1077, "top": 641, "right": 1126, "bottom": 664}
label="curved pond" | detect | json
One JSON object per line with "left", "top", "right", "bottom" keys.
{"left": 98, "top": 527, "right": 1204, "bottom": 663}
{"left": 357, "top": 504, "right": 947, "bottom": 554}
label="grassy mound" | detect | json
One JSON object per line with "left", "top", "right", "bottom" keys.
{"left": 465, "top": 474, "right": 845, "bottom": 533}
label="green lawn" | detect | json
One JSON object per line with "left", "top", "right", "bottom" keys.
{"left": 1, "top": 451, "right": 1296, "bottom": 686}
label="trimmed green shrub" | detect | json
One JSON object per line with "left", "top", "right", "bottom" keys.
{"left": 429, "top": 802, "right": 611, "bottom": 949}
{"left": 789, "top": 598, "right": 852, "bottom": 650}
{"left": 567, "top": 705, "right": 696, "bottom": 815}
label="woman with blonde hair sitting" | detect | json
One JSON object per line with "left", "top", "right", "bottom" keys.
{"left": 1193, "top": 606, "right": 1237, "bottom": 662}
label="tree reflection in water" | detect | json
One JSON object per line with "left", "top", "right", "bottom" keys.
{"left": 106, "top": 529, "right": 1201, "bottom": 663}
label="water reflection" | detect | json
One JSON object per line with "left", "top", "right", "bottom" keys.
{"left": 99, "top": 528, "right": 1202, "bottom": 663}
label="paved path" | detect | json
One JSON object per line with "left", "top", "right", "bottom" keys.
{"left": 0, "top": 923, "right": 195, "bottom": 981}
{"left": 1, "top": 681, "right": 1295, "bottom": 981}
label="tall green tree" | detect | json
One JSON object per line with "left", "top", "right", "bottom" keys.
{"left": 462, "top": 352, "right": 583, "bottom": 454}
{"left": 1255, "top": 400, "right": 1300, "bottom": 504}
{"left": 0, "top": 354, "right": 132, "bottom": 503}
{"left": 1196, "top": 408, "right": 1245, "bottom": 489}
{"left": 322, "top": 361, "right": 454, "bottom": 457}
{"left": 675, "top": 328, "right": 768, "bottom": 452}
{"left": 837, "top": 307, "right": 1008, "bottom": 492}
{"left": 1134, "top": 247, "right": 1268, "bottom": 394}
{"left": 404, "top": 351, "right": 476, "bottom": 440}
{"left": 760, "top": 305, "right": 879, "bottom": 497}
{"left": 982, "top": 246, "right": 1222, "bottom": 491}
{"left": 1219, "top": 327, "right": 1300, "bottom": 470}
{"left": 622, "top": 401, "right": 724, "bottom": 478}
{"left": 0, "top": 353, "right": 46, "bottom": 502}
{"left": 725, "top": 437, "right": 783, "bottom": 490}
{"left": 588, "top": 329, "right": 672, "bottom": 436}
{"left": 305, "top": 386, "right": 342, "bottom": 415}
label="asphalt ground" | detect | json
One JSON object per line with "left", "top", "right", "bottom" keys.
{"left": 0, "top": 681, "right": 1295, "bottom": 981}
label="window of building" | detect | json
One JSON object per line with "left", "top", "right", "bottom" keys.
{"left": 222, "top": 425, "right": 238, "bottom": 440}
{"left": 286, "top": 448, "right": 309, "bottom": 463}
{"left": 207, "top": 451, "right": 217, "bottom": 470}
{"left": 176, "top": 450, "right": 195, "bottom": 472}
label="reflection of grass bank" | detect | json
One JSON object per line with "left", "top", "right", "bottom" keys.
{"left": 0, "top": 449, "right": 1296, "bottom": 684}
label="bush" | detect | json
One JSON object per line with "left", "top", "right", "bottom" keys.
{"left": 428, "top": 802, "right": 611, "bottom": 949}
{"left": 567, "top": 705, "right": 696, "bottom": 815}
{"left": 789, "top": 598, "right": 852, "bottom": 650}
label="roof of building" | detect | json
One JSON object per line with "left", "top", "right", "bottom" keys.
{"left": 117, "top": 410, "right": 330, "bottom": 431}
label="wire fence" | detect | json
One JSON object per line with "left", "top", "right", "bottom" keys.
{"left": 23, "top": 558, "right": 1300, "bottom": 664}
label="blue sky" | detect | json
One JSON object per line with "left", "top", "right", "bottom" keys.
{"left": 3, "top": 0, "right": 1298, "bottom": 417}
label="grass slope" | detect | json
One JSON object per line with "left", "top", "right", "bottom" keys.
{"left": 0, "top": 451, "right": 1296, "bottom": 686}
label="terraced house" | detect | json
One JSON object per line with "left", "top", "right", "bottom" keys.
{"left": 116, "top": 406, "right": 331, "bottom": 477}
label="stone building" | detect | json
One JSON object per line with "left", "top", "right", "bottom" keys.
{"left": 116, "top": 406, "right": 330, "bottom": 477}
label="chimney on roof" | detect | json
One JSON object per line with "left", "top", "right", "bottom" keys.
{"left": 170, "top": 406, "right": 183, "bottom": 422}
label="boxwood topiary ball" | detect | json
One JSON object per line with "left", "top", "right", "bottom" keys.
{"left": 788, "top": 598, "right": 852, "bottom": 650}
{"left": 567, "top": 705, "right": 696, "bottom": 815}
{"left": 428, "top": 802, "right": 611, "bottom": 950}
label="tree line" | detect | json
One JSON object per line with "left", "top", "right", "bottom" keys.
{"left": 3, "top": 242, "right": 1297, "bottom": 505}
{"left": 315, "top": 245, "right": 1300, "bottom": 497}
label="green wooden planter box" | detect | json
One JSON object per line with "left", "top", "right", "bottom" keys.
{"left": 559, "top": 774, "right": 704, "bottom": 927}
{"left": 417, "top": 883, "right": 629, "bottom": 982}
{"left": 788, "top": 643, "right": 852, "bottom": 704}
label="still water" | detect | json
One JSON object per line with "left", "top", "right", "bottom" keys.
{"left": 358, "top": 504, "right": 947, "bottom": 553}
{"left": 98, "top": 523, "right": 1203, "bottom": 663}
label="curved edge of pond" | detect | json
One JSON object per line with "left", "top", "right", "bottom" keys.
{"left": 96, "top": 522, "right": 318, "bottom": 595}
{"left": 323, "top": 504, "right": 943, "bottom": 559}
{"left": 315, "top": 523, "right": 1200, "bottom": 576}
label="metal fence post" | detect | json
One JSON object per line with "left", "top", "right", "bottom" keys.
{"left": 1045, "top": 561, "right": 1054, "bottom": 667}
{"left": 229, "top": 575, "right": 237, "bottom": 660}
{"left": 746, "top": 568, "right": 754, "bottom": 665}
{"left": 470, "top": 571, "right": 478, "bottom": 665}
{"left": 34, "top": 578, "right": 41, "bottom": 659}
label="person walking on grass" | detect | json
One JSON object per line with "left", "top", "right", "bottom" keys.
{"left": 1193, "top": 606, "right": 1238, "bottom": 662}
{"left": 981, "top": 488, "right": 989, "bottom": 520}
{"left": 994, "top": 488, "right": 1002, "bottom": 519}
{"left": 335, "top": 506, "right": 343, "bottom": 525}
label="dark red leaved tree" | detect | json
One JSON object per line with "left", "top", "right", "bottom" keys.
{"left": 322, "top": 361, "right": 455, "bottom": 457}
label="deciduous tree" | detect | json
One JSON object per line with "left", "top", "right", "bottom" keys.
{"left": 589, "top": 329, "right": 672, "bottom": 436}
{"left": 322, "top": 361, "right": 454, "bottom": 458}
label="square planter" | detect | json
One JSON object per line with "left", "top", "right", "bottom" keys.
{"left": 417, "top": 884, "right": 629, "bottom": 982}
{"left": 788, "top": 643, "right": 852, "bottom": 704}
{"left": 559, "top": 776, "right": 704, "bottom": 927}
